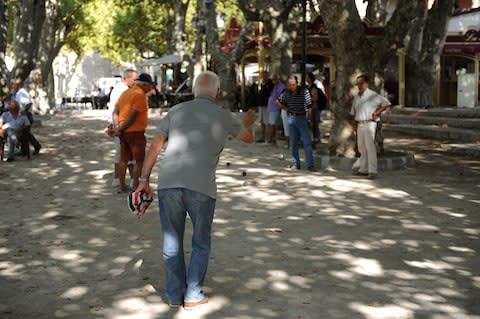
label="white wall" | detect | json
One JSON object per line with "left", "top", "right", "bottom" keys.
{"left": 53, "top": 51, "right": 122, "bottom": 100}
{"left": 448, "top": 11, "right": 480, "bottom": 33}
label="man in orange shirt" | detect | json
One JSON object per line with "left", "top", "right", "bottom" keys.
{"left": 113, "top": 73, "right": 155, "bottom": 193}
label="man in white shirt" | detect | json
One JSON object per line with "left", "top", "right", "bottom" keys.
{"left": 12, "top": 79, "right": 41, "bottom": 155}
{"left": 108, "top": 69, "right": 139, "bottom": 187}
{"left": 350, "top": 74, "right": 391, "bottom": 179}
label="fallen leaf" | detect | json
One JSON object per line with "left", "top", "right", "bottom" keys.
{"left": 268, "top": 228, "right": 283, "bottom": 233}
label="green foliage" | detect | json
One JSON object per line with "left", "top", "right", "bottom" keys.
{"left": 6, "top": 0, "right": 14, "bottom": 49}
{"left": 75, "top": 0, "right": 178, "bottom": 64}
{"left": 45, "top": 0, "right": 246, "bottom": 65}
{"left": 59, "top": 0, "right": 95, "bottom": 55}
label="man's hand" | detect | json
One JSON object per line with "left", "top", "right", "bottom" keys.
{"left": 113, "top": 127, "right": 123, "bottom": 136}
{"left": 135, "top": 181, "right": 153, "bottom": 198}
{"left": 307, "top": 108, "right": 313, "bottom": 120}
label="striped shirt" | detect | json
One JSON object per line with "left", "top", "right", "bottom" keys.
{"left": 278, "top": 87, "right": 312, "bottom": 114}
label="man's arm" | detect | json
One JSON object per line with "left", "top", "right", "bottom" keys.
{"left": 372, "top": 103, "right": 390, "bottom": 121}
{"left": 275, "top": 99, "right": 287, "bottom": 111}
{"left": 0, "top": 118, "right": 4, "bottom": 138}
{"left": 23, "top": 103, "right": 32, "bottom": 113}
{"left": 135, "top": 133, "right": 167, "bottom": 195}
{"left": 114, "top": 109, "right": 138, "bottom": 135}
{"left": 112, "top": 106, "right": 120, "bottom": 127}
{"left": 351, "top": 114, "right": 358, "bottom": 136}
{"left": 307, "top": 105, "right": 313, "bottom": 119}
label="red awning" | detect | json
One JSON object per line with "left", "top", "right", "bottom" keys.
{"left": 443, "top": 43, "right": 480, "bottom": 54}
{"left": 444, "top": 30, "right": 480, "bottom": 54}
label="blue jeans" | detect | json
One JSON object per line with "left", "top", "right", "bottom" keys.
{"left": 5, "top": 128, "right": 18, "bottom": 160}
{"left": 311, "top": 107, "right": 321, "bottom": 142}
{"left": 157, "top": 188, "right": 216, "bottom": 304}
{"left": 288, "top": 114, "right": 314, "bottom": 169}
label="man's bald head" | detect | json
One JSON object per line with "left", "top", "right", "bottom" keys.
{"left": 193, "top": 71, "right": 220, "bottom": 99}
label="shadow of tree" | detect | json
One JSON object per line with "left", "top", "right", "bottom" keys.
{"left": 0, "top": 111, "right": 479, "bottom": 319}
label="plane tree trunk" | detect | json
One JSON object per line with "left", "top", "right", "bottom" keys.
{"left": 318, "top": 0, "right": 423, "bottom": 156}
{"left": 203, "top": 0, "right": 252, "bottom": 110}
{"left": 405, "top": 0, "right": 455, "bottom": 107}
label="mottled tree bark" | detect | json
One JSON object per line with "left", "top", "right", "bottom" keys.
{"left": 203, "top": 0, "right": 252, "bottom": 110}
{"left": 11, "top": 0, "right": 46, "bottom": 81}
{"left": 238, "top": 0, "right": 297, "bottom": 80}
{"left": 0, "top": 0, "right": 9, "bottom": 96}
{"left": 405, "top": 0, "right": 454, "bottom": 107}
{"left": 365, "top": 0, "right": 389, "bottom": 26}
{"left": 173, "top": 0, "right": 189, "bottom": 86}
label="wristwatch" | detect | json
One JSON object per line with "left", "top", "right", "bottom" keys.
{"left": 138, "top": 176, "right": 149, "bottom": 183}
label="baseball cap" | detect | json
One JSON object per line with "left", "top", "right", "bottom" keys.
{"left": 136, "top": 73, "right": 154, "bottom": 85}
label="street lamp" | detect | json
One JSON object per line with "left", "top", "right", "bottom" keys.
{"left": 300, "top": 0, "right": 307, "bottom": 88}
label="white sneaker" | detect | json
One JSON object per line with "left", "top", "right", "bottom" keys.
{"left": 111, "top": 178, "right": 120, "bottom": 187}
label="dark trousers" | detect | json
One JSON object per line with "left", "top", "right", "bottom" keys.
{"left": 22, "top": 112, "right": 41, "bottom": 153}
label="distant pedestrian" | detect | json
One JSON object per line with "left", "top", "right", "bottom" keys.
{"left": 112, "top": 73, "right": 154, "bottom": 193}
{"left": 135, "top": 71, "right": 256, "bottom": 310}
{"left": 276, "top": 75, "right": 315, "bottom": 171}
{"left": 306, "top": 72, "right": 326, "bottom": 146}
{"left": 255, "top": 71, "right": 273, "bottom": 143}
{"left": 266, "top": 73, "right": 284, "bottom": 145}
{"left": 12, "top": 79, "right": 41, "bottom": 155}
{"left": 350, "top": 74, "right": 391, "bottom": 179}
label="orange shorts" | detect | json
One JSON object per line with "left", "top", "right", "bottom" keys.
{"left": 120, "top": 131, "right": 146, "bottom": 163}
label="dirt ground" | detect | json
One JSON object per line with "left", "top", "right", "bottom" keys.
{"left": 0, "top": 109, "right": 479, "bottom": 319}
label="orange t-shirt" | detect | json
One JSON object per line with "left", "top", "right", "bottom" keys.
{"left": 116, "top": 86, "right": 148, "bottom": 132}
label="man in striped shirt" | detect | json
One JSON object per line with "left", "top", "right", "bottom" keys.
{"left": 276, "top": 75, "right": 316, "bottom": 171}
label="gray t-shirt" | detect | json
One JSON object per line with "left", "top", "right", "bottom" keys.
{"left": 156, "top": 96, "right": 242, "bottom": 198}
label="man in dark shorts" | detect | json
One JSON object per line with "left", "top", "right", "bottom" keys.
{"left": 113, "top": 73, "right": 155, "bottom": 192}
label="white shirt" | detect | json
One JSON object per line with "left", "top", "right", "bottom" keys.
{"left": 350, "top": 88, "right": 390, "bottom": 122}
{"left": 15, "top": 88, "right": 32, "bottom": 113}
{"left": 108, "top": 81, "right": 129, "bottom": 123}
{"left": 314, "top": 79, "right": 325, "bottom": 94}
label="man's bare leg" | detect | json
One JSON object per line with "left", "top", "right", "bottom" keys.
{"left": 131, "top": 161, "right": 143, "bottom": 191}
{"left": 118, "top": 161, "right": 128, "bottom": 192}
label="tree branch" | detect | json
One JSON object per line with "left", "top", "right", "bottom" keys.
{"left": 380, "top": 1, "right": 423, "bottom": 53}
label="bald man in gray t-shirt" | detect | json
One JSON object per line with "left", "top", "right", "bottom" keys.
{"left": 136, "top": 71, "right": 256, "bottom": 309}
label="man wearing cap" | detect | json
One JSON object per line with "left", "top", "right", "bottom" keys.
{"left": 113, "top": 73, "right": 155, "bottom": 193}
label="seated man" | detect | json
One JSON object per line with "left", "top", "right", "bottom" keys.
{"left": 0, "top": 100, "right": 31, "bottom": 162}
